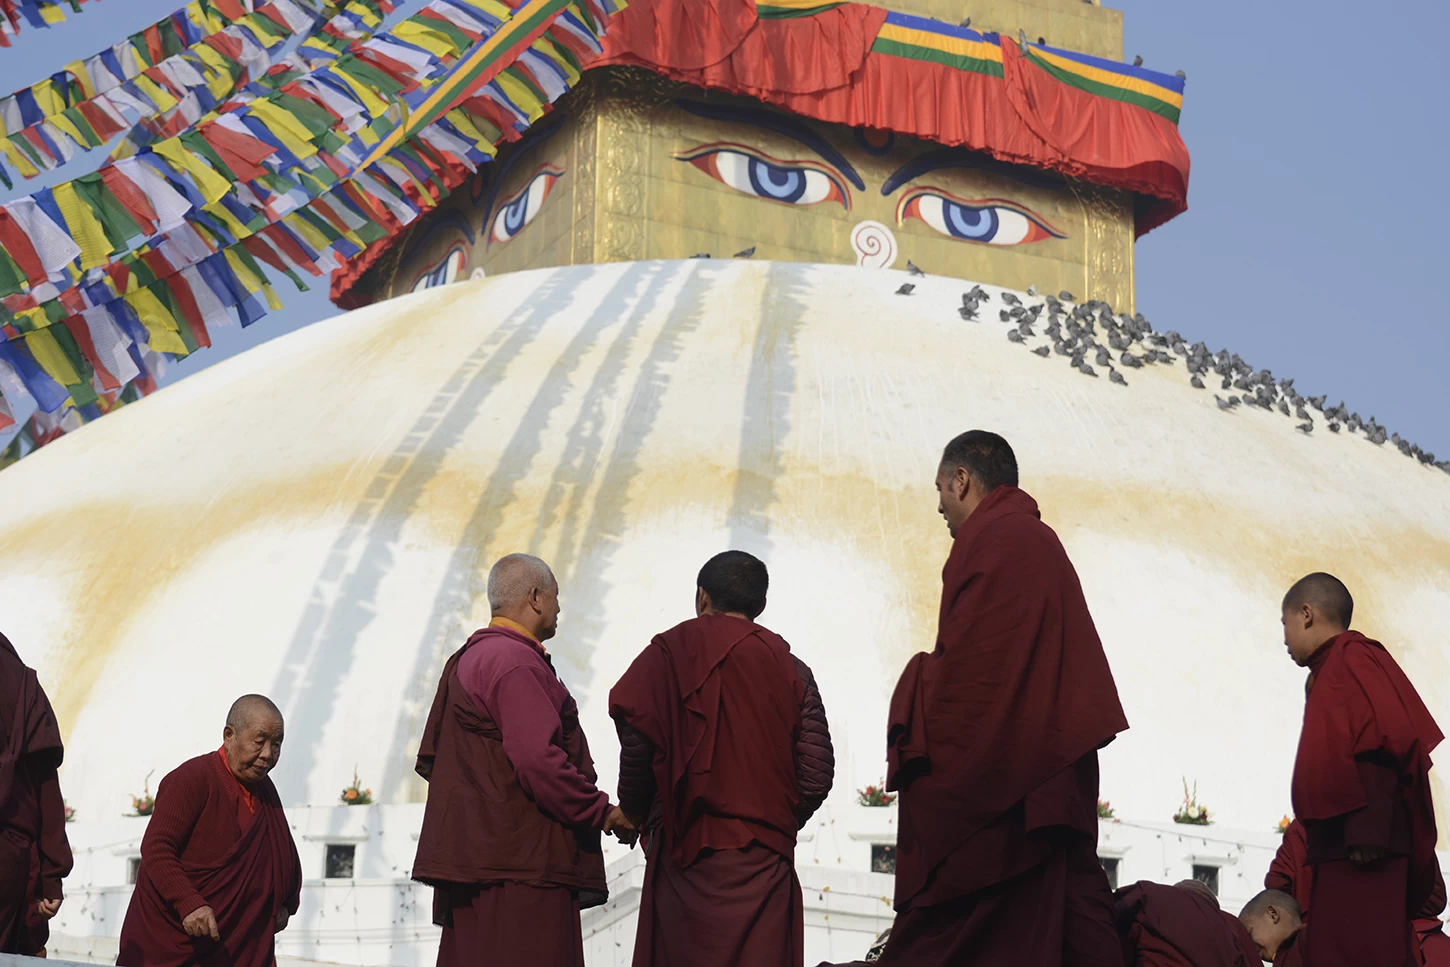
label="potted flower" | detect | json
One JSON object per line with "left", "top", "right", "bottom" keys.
{"left": 1276, "top": 815, "right": 1292, "bottom": 834}
{"left": 1097, "top": 799, "right": 1116, "bottom": 820}
{"left": 857, "top": 782, "right": 895, "bottom": 807}
{"left": 1172, "top": 779, "right": 1211, "bottom": 826}
{"left": 130, "top": 771, "right": 156, "bottom": 817}
{"left": 64, "top": 801, "right": 76, "bottom": 823}
{"left": 340, "top": 769, "right": 373, "bottom": 806}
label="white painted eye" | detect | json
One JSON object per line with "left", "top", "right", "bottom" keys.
{"left": 710, "top": 150, "right": 836, "bottom": 205}
{"left": 491, "top": 168, "right": 563, "bottom": 244}
{"left": 411, "top": 248, "right": 467, "bottom": 292}
{"left": 903, "top": 192, "right": 1060, "bottom": 246}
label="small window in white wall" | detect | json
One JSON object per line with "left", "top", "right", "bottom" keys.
{"left": 127, "top": 857, "right": 141, "bottom": 885}
{"left": 870, "top": 844, "right": 897, "bottom": 875}
{"left": 1100, "top": 856, "right": 1119, "bottom": 890}
{"left": 1192, "top": 864, "right": 1219, "bottom": 896}
{"left": 325, "top": 844, "right": 356, "bottom": 879}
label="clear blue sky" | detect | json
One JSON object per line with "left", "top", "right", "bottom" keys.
{"left": 0, "top": 0, "right": 1445, "bottom": 457}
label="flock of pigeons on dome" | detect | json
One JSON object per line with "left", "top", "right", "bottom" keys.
{"left": 893, "top": 267, "right": 1448, "bottom": 477}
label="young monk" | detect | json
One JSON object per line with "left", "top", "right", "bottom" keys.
{"left": 1283, "top": 572, "right": 1443, "bottom": 967}
{"left": 826, "top": 431, "right": 1129, "bottom": 967}
{"left": 117, "top": 695, "right": 301, "bottom": 967}
{"left": 413, "top": 554, "right": 632, "bottom": 967}
{"left": 610, "top": 550, "right": 834, "bottom": 967}
{"left": 0, "top": 634, "right": 72, "bottom": 957}
{"left": 1240, "top": 890, "right": 1304, "bottom": 966}
{"left": 1113, "top": 879, "right": 1260, "bottom": 967}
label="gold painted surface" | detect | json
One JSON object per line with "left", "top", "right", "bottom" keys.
{"left": 378, "top": 69, "right": 1137, "bottom": 311}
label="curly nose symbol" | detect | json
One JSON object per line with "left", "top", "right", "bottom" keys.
{"left": 851, "top": 221, "right": 897, "bottom": 269}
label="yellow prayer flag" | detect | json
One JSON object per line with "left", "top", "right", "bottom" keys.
{"left": 0, "top": 139, "right": 41, "bottom": 179}
{"left": 131, "top": 76, "right": 180, "bottom": 115}
{"left": 246, "top": 100, "right": 319, "bottom": 160}
{"left": 393, "top": 21, "right": 460, "bottom": 58}
{"left": 125, "top": 289, "right": 189, "bottom": 355}
{"left": 152, "top": 138, "right": 233, "bottom": 204}
{"left": 24, "top": 330, "right": 81, "bottom": 387}
{"left": 495, "top": 71, "right": 548, "bottom": 124}
{"left": 53, "top": 182, "right": 114, "bottom": 270}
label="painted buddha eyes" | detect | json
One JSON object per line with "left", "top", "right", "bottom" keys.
{"left": 676, "top": 143, "right": 850, "bottom": 209}
{"left": 490, "top": 164, "right": 565, "bottom": 245}
{"left": 411, "top": 248, "right": 466, "bottom": 292}
{"left": 897, "top": 187, "right": 1064, "bottom": 246}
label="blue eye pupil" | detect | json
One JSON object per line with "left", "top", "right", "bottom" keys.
{"left": 945, "top": 202, "right": 999, "bottom": 241}
{"left": 502, "top": 192, "right": 531, "bottom": 235}
{"left": 747, "top": 158, "right": 807, "bottom": 203}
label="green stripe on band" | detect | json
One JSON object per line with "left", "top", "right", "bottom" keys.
{"left": 1024, "top": 51, "right": 1181, "bottom": 123}
{"left": 870, "top": 37, "right": 1004, "bottom": 77}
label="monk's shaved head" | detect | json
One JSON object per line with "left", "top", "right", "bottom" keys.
{"left": 1174, "top": 878, "right": 1219, "bottom": 908}
{"left": 1282, "top": 572, "right": 1354, "bottom": 627}
{"left": 226, "top": 694, "right": 282, "bottom": 731}
{"left": 487, "top": 553, "right": 558, "bottom": 612}
{"left": 1240, "top": 889, "right": 1300, "bottom": 923}
{"left": 696, "top": 551, "right": 769, "bottom": 620}
{"left": 940, "top": 430, "right": 1018, "bottom": 492}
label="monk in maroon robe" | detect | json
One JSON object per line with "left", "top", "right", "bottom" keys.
{"left": 1282, "top": 572, "right": 1443, "bottom": 967}
{"left": 118, "top": 694, "right": 301, "bottom": 967}
{"left": 1267, "top": 817, "right": 1449, "bottom": 964}
{"left": 610, "top": 550, "right": 834, "bottom": 967}
{"left": 824, "top": 430, "right": 1129, "bottom": 967}
{"left": 1113, "top": 880, "right": 1260, "bottom": 967}
{"left": 1239, "top": 889, "right": 1304, "bottom": 966}
{"left": 0, "top": 633, "right": 72, "bottom": 956}
{"left": 414, "top": 554, "right": 632, "bottom": 967}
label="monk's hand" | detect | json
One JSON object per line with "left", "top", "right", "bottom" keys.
{"left": 1350, "top": 845, "right": 1389, "bottom": 865}
{"left": 275, "top": 909, "right": 290, "bottom": 933}
{"left": 183, "top": 905, "right": 221, "bottom": 941}
{"left": 603, "top": 806, "right": 639, "bottom": 846}
{"left": 35, "top": 898, "right": 61, "bottom": 919}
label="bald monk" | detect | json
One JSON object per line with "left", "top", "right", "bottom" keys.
{"left": 118, "top": 695, "right": 301, "bottom": 967}
{"left": 0, "top": 634, "right": 72, "bottom": 956}
{"left": 1283, "top": 572, "right": 1443, "bottom": 967}
{"left": 827, "top": 430, "right": 1129, "bottom": 967}
{"left": 1266, "top": 817, "right": 1450, "bottom": 965}
{"left": 414, "top": 554, "right": 633, "bottom": 967}
{"left": 1113, "top": 880, "right": 1260, "bottom": 967}
{"left": 1239, "top": 890, "right": 1304, "bottom": 966}
{"left": 610, "top": 550, "right": 834, "bottom": 967}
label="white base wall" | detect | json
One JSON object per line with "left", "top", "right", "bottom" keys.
{"left": 50, "top": 802, "right": 1448, "bottom": 966}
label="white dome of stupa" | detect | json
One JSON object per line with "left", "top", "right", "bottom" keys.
{"left": 4, "top": 259, "right": 1448, "bottom": 833}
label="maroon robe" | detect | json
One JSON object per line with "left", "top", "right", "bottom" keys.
{"left": 1112, "top": 881, "right": 1259, "bottom": 967}
{"left": 413, "top": 625, "right": 609, "bottom": 967}
{"left": 117, "top": 752, "right": 300, "bottom": 967}
{"left": 0, "top": 633, "right": 72, "bottom": 956}
{"left": 609, "top": 614, "right": 815, "bottom": 967}
{"left": 830, "top": 486, "right": 1127, "bottom": 967}
{"left": 1292, "top": 631, "right": 1443, "bottom": 967}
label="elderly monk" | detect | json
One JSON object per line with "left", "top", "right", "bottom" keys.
{"left": 827, "top": 430, "right": 1129, "bottom": 967}
{"left": 1240, "top": 890, "right": 1304, "bottom": 966}
{"left": 610, "top": 550, "right": 834, "bottom": 967}
{"left": 1266, "top": 817, "right": 1450, "bottom": 965}
{"left": 0, "top": 634, "right": 73, "bottom": 956}
{"left": 1283, "top": 572, "right": 1443, "bottom": 967}
{"left": 1113, "top": 879, "right": 1259, "bottom": 967}
{"left": 118, "top": 695, "right": 300, "bottom": 967}
{"left": 414, "top": 553, "right": 632, "bottom": 967}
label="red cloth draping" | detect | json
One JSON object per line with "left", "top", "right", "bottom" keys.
{"left": 1113, "top": 880, "right": 1260, "bottom": 967}
{"left": 886, "top": 486, "right": 1127, "bottom": 908}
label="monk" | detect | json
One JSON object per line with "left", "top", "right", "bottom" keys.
{"left": 413, "top": 553, "right": 633, "bottom": 967}
{"left": 117, "top": 694, "right": 301, "bottom": 967}
{"left": 1239, "top": 890, "right": 1304, "bottom": 966}
{"left": 824, "top": 430, "right": 1129, "bottom": 967}
{"left": 0, "top": 633, "right": 72, "bottom": 956}
{"left": 1283, "top": 572, "right": 1443, "bottom": 967}
{"left": 1267, "top": 817, "right": 1450, "bottom": 964}
{"left": 1113, "top": 879, "right": 1259, "bottom": 967}
{"left": 610, "top": 550, "right": 834, "bottom": 967}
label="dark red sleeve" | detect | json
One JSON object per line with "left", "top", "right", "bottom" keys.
{"left": 615, "top": 722, "right": 656, "bottom": 821}
{"left": 29, "top": 758, "right": 71, "bottom": 900}
{"left": 138, "top": 768, "right": 211, "bottom": 919}
{"left": 487, "top": 666, "right": 612, "bottom": 829}
{"left": 1343, "top": 756, "right": 1405, "bottom": 852}
{"left": 792, "top": 657, "right": 834, "bottom": 828}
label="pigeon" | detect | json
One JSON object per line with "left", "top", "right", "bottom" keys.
{"left": 1017, "top": 324, "right": 1035, "bottom": 338}
{"left": 1078, "top": 363, "right": 1098, "bottom": 377}
{"left": 1133, "top": 55, "right": 1143, "bottom": 66}
{"left": 1175, "top": 69, "right": 1187, "bottom": 79}
{"left": 1120, "top": 353, "right": 1143, "bottom": 369}
{"left": 1190, "top": 375, "right": 1205, "bottom": 389}
{"left": 968, "top": 285, "right": 987, "bottom": 301}
{"left": 732, "top": 246, "right": 756, "bottom": 259}
{"left": 895, "top": 283, "right": 915, "bottom": 296}
{"left": 959, "top": 16, "right": 971, "bottom": 27}
{"left": 1109, "top": 369, "right": 1127, "bottom": 386}
{"left": 1227, "top": 395, "right": 1242, "bottom": 406}
{"left": 1032, "top": 345, "right": 1051, "bottom": 357}
{"left": 1095, "top": 346, "right": 1112, "bottom": 367}
{"left": 1296, "top": 422, "right": 1314, "bottom": 434}
{"left": 1027, "top": 285, "right": 1039, "bottom": 297}
{"left": 1058, "top": 290, "right": 1076, "bottom": 302}
{"left": 907, "top": 260, "right": 925, "bottom": 277}
{"left": 1008, "top": 330, "right": 1025, "bottom": 343}
{"left": 1295, "top": 405, "right": 1310, "bottom": 420}
{"left": 958, "top": 305, "right": 979, "bottom": 321}
{"left": 1002, "top": 292, "right": 1022, "bottom": 307}
{"left": 1000, "top": 310, "right": 1013, "bottom": 322}
{"left": 1328, "top": 422, "right": 1341, "bottom": 433}
{"left": 689, "top": 253, "right": 711, "bottom": 258}
{"left": 1309, "top": 395, "right": 1327, "bottom": 410}
{"left": 1278, "top": 399, "right": 1291, "bottom": 416}
{"left": 1221, "top": 377, "right": 1233, "bottom": 390}
{"left": 1215, "top": 395, "right": 1235, "bottom": 411}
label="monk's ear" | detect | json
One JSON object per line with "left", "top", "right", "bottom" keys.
{"left": 695, "top": 587, "right": 709, "bottom": 616}
{"left": 1267, "top": 905, "right": 1281, "bottom": 925}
